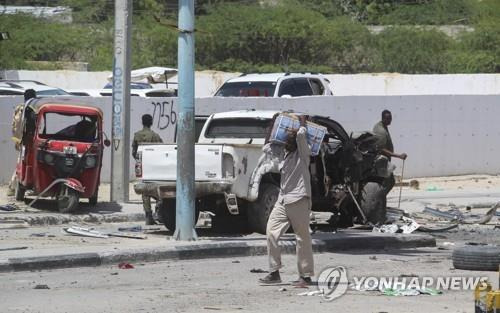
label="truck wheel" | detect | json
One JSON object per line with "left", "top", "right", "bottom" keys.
{"left": 57, "top": 187, "right": 79, "bottom": 213}
{"left": 360, "top": 182, "right": 387, "bottom": 224}
{"left": 15, "top": 181, "right": 25, "bottom": 202}
{"left": 248, "top": 183, "right": 279, "bottom": 234}
{"left": 158, "top": 199, "right": 199, "bottom": 231}
{"left": 452, "top": 244, "right": 500, "bottom": 271}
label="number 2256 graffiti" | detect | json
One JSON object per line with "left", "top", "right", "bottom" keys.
{"left": 151, "top": 101, "right": 177, "bottom": 130}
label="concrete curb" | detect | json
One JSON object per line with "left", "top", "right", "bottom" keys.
{"left": 0, "top": 212, "right": 145, "bottom": 226}
{"left": 0, "top": 233, "right": 436, "bottom": 273}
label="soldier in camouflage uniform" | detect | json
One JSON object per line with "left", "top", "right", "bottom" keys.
{"left": 132, "top": 114, "right": 163, "bottom": 225}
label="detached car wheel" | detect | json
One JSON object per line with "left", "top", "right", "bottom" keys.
{"left": 452, "top": 244, "right": 500, "bottom": 271}
{"left": 15, "top": 181, "right": 25, "bottom": 202}
{"left": 57, "top": 187, "right": 79, "bottom": 213}
{"left": 248, "top": 183, "right": 279, "bottom": 234}
{"left": 360, "top": 182, "right": 387, "bottom": 224}
{"left": 158, "top": 199, "right": 199, "bottom": 232}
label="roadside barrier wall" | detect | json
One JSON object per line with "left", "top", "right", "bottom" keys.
{"left": 1, "top": 95, "right": 498, "bottom": 184}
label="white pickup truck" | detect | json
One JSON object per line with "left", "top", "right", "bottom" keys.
{"left": 134, "top": 110, "right": 392, "bottom": 234}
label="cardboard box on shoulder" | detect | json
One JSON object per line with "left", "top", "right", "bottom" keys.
{"left": 269, "top": 113, "right": 326, "bottom": 156}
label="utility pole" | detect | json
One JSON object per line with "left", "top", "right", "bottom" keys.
{"left": 174, "top": 0, "right": 197, "bottom": 240}
{"left": 110, "top": 0, "right": 132, "bottom": 203}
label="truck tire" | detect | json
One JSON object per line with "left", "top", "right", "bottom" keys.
{"left": 158, "top": 199, "right": 199, "bottom": 232}
{"left": 360, "top": 182, "right": 387, "bottom": 224}
{"left": 452, "top": 244, "right": 500, "bottom": 271}
{"left": 248, "top": 183, "right": 279, "bottom": 234}
{"left": 15, "top": 181, "right": 25, "bottom": 202}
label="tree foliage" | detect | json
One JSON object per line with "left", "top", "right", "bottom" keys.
{"left": 0, "top": 0, "right": 499, "bottom": 73}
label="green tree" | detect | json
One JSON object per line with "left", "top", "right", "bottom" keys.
{"left": 374, "top": 27, "right": 451, "bottom": 73}
{"left": 447, "top": 21, "right": 500, "bottom": 73}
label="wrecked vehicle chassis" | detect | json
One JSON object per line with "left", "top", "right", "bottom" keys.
{"left": 134, "top": 110, "right": 393, "bottom": 234}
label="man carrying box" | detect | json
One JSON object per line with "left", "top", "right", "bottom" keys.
{"left": 259, "top": 114, "right": 315, "bottom": 287}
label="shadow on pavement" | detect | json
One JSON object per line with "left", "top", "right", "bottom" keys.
{"left": 24, "top": 197, "right": 122, "bottom": 214}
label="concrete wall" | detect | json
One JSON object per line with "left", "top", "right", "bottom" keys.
{"left": 3, "top": 70, "right": 500, "bottom": 97}
{"left": 1, "top": 95, "right": 499, "bottom": 184}
{"left": 324, "top": 73, "right": 500, "bottom": 96}
{"left": 0, "top": 70, "right": 235, "bottom": 97}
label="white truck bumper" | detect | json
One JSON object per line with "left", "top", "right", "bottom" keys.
{"left": 134, "top": 181, "right": 233, "bottom": 199}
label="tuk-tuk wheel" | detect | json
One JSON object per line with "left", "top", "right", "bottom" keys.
{"left": 57, "top": 187, "right": 79, "bottom": 213}
{"left": 88, "top": 187, "right": 98, "bottom": 206}
{"left": 15, "top": 181, "right": 25, "bottom": 202}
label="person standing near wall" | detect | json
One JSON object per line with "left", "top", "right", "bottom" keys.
{"left": 373, "top": 109, "right": 407, "bottom": 193}
{"left": 8, "top": 89, "right": 36, "bottom": 197}
{"left": 259, "top": 115, "right": 315, "bottom": 287}
{"left": 132, "top": 114, "right": 163, "bottom": 225}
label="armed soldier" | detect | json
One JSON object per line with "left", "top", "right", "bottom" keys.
{"left": 132, "top": 114, "right": 163, "bottom": 225}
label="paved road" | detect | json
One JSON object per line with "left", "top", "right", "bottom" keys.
{"left": 1, "top": 248, "right": 496, "bottom": 313}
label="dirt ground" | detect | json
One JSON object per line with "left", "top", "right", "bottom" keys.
{"left": 3, "top": 174, "right": 500, "bottom": 204}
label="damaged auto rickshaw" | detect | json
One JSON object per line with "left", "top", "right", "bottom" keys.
{"left": 13, "top": 98, "right": 109, "bottom": 212}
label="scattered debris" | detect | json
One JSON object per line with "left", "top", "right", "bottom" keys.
{"left": 461, "top": 203, "right": 498, "bottom": 225}
{"left": 117, "top": 225, "right": 143, "bottom": 232}
{"left": 372, "top": 224, "right": 399, "bottom": 233}
{"left": 108, "top": 232, "right": 147, "bottom": 240}
{"left": 232, "top": 260, "right": 240, "bottom": 263}
{"left": 382, "top": 287, "right": 442, "bottom": 296}
{"left": 118, "top": 262, "right": 134, "bottom": 269}
{"left": 30, "top": 233, "right": 47, "bottom": 237}
{"left": 0, "top": 204, "right": 18, "bottom": 212}
{"left": 279, "top": 287, "right": 287, "bottom": 292}
{"left": 250, "top": 268, "right": 268, "bottom": 273}
{"left": 63, "top": 226, "right": 147, "bottom": 239}
{"left": 426, "top": 186, "right": 444, "bottom": 192}
{"left": 369, "top": 256, "right": 377, "bottom": 260}
{"left": 110, "top": 272, "right": 119, "bottom": 276}
{"left": 423, "top": 207, "right": 462, "bottom": 221}
{"left": 372, "top": 217, "right": 419, "bottom": 234}
{"left": 400, "top": 217, "right": 420, "bottom": 233}
{"left": 0, "top": 246, "right": 28, "bottom": 252}
{"left": 33, "top": 284, "right": 50, "bottom": 290}
{"left": 423, "top": 202, "right": 498, "bottom": 225}
{"left": 418, "top": 224, "right": 459, "bottom": 232}
{"left": 63, "top": 226, "right": 109, "bottom": 239}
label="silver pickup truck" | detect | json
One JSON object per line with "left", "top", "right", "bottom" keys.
{"left": 134, "top": 110, "right": 392, "bottom": 234}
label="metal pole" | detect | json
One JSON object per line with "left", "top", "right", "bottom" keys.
{"left": 397, "top": 159, "right": 405, "bottom": 210}
{"left": 110, "top": 0, "right": 132, "bottom": 203}
{"left": 174, "top": 0, "right": 197, "bottom": 240}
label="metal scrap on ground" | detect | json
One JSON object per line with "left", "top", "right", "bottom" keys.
{"left": 423, "top": 202, "right": 498, "bottom": 225}
{"left": 63, "top": 226, "right": 147, "bottom": 239}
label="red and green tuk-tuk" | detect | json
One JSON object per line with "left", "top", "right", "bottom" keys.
{"left": 14, "top": 98, "right": 109, "bottom": 212}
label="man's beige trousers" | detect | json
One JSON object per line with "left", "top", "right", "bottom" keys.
{"left": 266, "top": 197, "right": 314, "bottom": 277}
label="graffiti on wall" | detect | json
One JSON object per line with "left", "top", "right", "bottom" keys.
{"left": 151, "top": 100, "right": 177, "bottom": 130}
